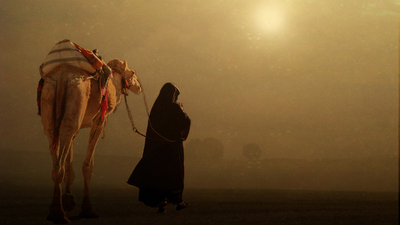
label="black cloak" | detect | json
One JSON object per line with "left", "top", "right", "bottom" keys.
{"left": 127, "top": 83, "right": 191, "bottom": 192}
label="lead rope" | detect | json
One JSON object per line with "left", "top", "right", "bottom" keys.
{"left": 124, "top": 93, "right": 146, "bottom": 138}
{"left": 124, "top": 77, "right": 176, "bottom": 143}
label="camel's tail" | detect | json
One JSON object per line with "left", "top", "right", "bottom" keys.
{"left": 39, "top": 75, "right": 66, "bottom": 145}
{"left": 37, "top": 78, "right": 44, "bottom": 115}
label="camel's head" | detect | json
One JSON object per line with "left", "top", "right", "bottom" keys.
{"left": 107, "top": 59, "right": 141, "bottom": 94}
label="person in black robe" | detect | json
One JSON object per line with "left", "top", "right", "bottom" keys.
{"left": 127, "top": 82, "right": 191, "bottom": 213}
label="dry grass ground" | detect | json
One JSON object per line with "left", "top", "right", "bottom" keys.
{"left": 0, "top": 185, "right": 398, "bottom": 225}
{"left": 1, "top": 149, "right": 398, "bottom": 224}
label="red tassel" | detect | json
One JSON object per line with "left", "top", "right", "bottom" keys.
{"left": 101, "top": 87, "right": 108, "bottom": 120}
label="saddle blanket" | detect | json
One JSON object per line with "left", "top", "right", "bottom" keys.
{"left": 40, "top": 39, "right": 103, "bottom": 78}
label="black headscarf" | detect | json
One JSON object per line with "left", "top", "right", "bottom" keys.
{"left": 150, "top": 83, "right": 180, "bottom": 118}
{"left": 146, "top": 83, "right": 190, "bottom": 142}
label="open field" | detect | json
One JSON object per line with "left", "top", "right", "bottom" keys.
{"left": 1, "top": 149, "right": 398, "bottom": 192}
{"left": 1, "top": 149, "right": 398, "bottom": 224}
{"left": 0, "top": 186, "right": 398, "bottom": 225}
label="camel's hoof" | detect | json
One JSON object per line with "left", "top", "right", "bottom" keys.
{"left": 62, "top": 193, "right": 76, "bottom": 212}
{"left": 47, "top": 206, "right": 70, "bottom": 224}
{"left": 53, "top": 217, "right": 70, "bottom": 224}
{"left": 68, "top": 215, "right": 81, "bottom": 221}
{"left": 78, "top": 210, "right": 99, "bottom": 219}
{"left": 46, "top": 214, "right": 70, "bottom": 224}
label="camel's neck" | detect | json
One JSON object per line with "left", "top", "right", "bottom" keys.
{"left": 110, "top": 73, "right": 124, "bottom": 105}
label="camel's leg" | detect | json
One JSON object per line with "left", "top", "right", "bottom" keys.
{"left": 79, "top": 114, "right": 104, "bottom": 219}
{"left": 64, "top": 144, "right": 75, "bottom": 193}
{"left": 41, "top": 79, "right": 70, "bottom": 224}
{"left": 46, "top": 138, "right": 66, "bottom": 223}
{"left": 62, "top": 143, "right": 76, "bottom": 212}
{"left": 51, "top": 140, "right": 71, "bottom": 224}
{"left": 55, "top": 77, "right": 90, "bottom": 218}
{"left": 45, "top": 76, "right": 89, "bottom": 224}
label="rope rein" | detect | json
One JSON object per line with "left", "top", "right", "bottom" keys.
{"left": 121, "top": 72, "right": 176, "bottom": 143}
{"left": 123, "top": 93, "right": 146, "bottom": 138}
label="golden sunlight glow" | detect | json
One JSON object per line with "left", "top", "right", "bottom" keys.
{"left": 254, "top": 5, "right": 285, "bottom": 34}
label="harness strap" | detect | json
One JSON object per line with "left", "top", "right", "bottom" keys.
{"left": 112, "top": 69, "right": 130, "bottom": 95}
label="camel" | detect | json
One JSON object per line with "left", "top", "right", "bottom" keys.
{"left": 40, "top": 58, "right": 141, "bottom": 223}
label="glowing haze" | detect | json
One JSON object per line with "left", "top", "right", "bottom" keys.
{"left": 254, "top": 3, "right": 285, "bottom": 34}
{"left": 0, "top": 0, "right": 397, "bottom": 162}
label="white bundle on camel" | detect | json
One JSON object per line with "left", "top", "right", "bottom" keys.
{"left": 40, "top": 39, "right": 101, "bottom": 78}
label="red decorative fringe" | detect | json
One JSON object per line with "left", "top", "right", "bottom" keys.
{"left": 101, "top": 87, "right": 108, "bottom": 120}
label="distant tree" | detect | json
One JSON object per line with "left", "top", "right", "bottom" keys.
{"left": 242, "top": 143, "right": 261, "bottom": 161}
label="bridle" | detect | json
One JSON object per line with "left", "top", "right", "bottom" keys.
{"left": 112, "top": 69, "right": 132, "bottom": 95}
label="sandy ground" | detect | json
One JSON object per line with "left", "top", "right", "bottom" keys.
{"left": 0, "top": 185, "right": 398, "bottom": 225}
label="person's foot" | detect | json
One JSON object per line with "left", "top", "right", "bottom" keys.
{"left": 176, "top": 201, "right": 188, "bottom": 211}
{"left": 157, "top": 201, "right": 167, "bottom": 213}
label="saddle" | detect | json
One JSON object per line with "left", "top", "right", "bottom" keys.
{"left": 37, "top": 40, "right": 111, "bottom": 117}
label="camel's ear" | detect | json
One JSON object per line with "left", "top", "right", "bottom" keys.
{"left": 123, "top": 60, "right": 128, "bottom": 70}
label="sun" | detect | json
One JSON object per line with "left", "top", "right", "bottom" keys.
{"left": 254, "top": 5, "right": 285, "bottom": 34}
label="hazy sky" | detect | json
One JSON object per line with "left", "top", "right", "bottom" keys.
{"left": 0, "top": 0, "right": 398, "bottom": 160}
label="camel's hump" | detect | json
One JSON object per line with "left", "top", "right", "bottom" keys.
{"left": 40, "top": 40, "right": 97, "bottom": 78}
